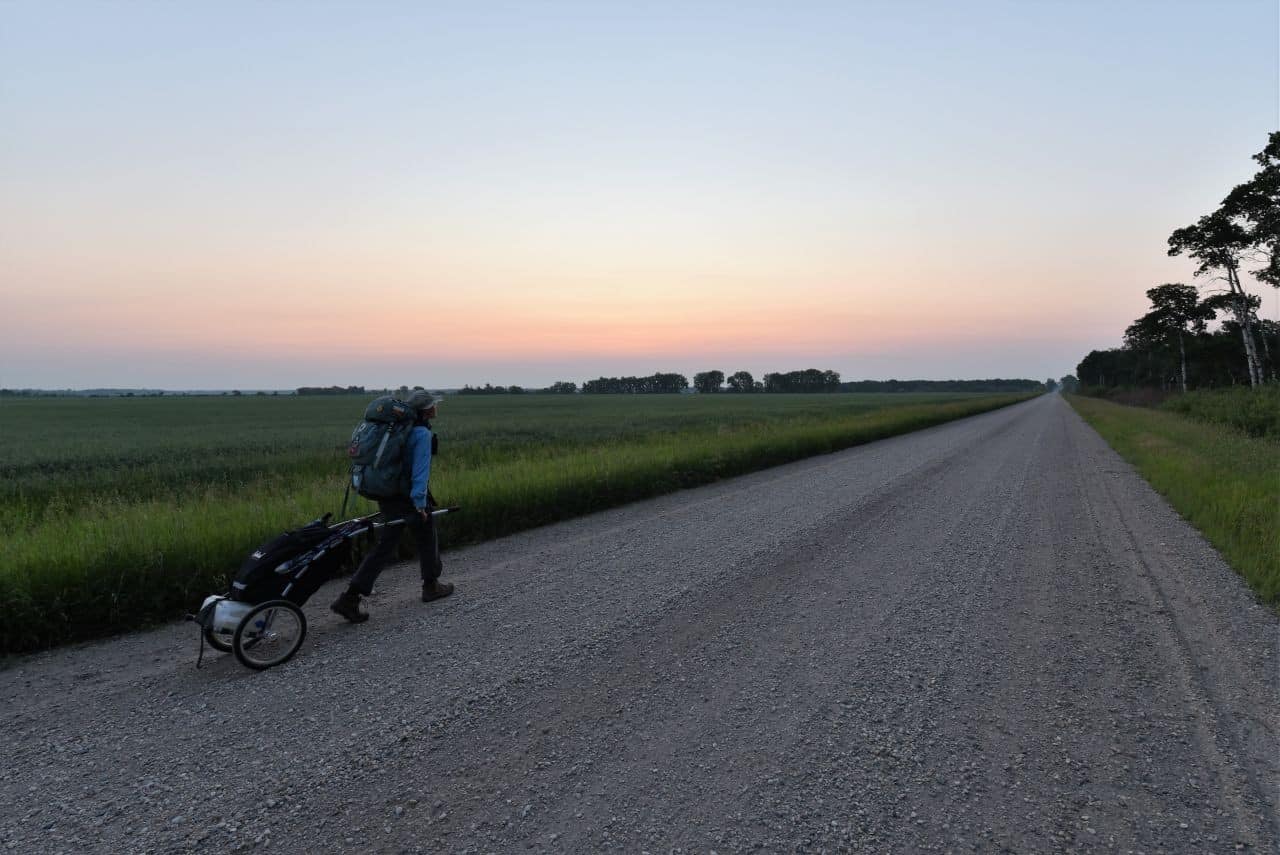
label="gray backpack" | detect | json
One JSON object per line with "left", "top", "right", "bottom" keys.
{"left": 347, "top": 396, "right": 416, "bottom": 499}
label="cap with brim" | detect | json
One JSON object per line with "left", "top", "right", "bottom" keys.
{"left": 405, "top": 390, "right": 441, "bottom": 410}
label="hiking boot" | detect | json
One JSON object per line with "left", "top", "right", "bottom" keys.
{"left": 422, "top": 581, "right": 455, "bottom": 603}
{"left": 330, "top": 590, "right": 369, "bottom": 623}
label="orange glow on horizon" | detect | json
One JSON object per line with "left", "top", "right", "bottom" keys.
{"left": 6, "top": 271, "right": 1087, "bottom": 366}
{"left": 1, "top": 197, "right": 1154, "bottom": 373}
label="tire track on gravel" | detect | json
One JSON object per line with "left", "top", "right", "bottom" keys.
{"left": 1061, "top": 401, "right": 1278, "bottom": 847}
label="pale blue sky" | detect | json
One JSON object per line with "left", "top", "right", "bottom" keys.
{"left": 1, "top": 1, "right": 1277, "bottom": 388}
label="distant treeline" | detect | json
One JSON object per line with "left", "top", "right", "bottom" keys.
{"left": 298, "top": 384, "right": 447, "bottom": 397}
{"left": 764, "top": 369, "right": 842, "bottom": 392}
{"left": 296, "top": 385, "right": 367, "bottom": 396}
{"left": 6, "top": 375, "right": 1047, "bottom": 400}
{"left": 838, "top": 378, "right": 1045, "bottom": 393}
{"left": 1, "top": 388, "right": 284, "bottom": 398}
{"left": 582, "top": 373, "right": 691, "bottom": 394}
{"left": 458, "top": 382, "right": 577, "bottom": 395}
{"left": 455, "top": 371, "right": 1046, "bottom": 395}
{"left": 0, "top": 389, "right": 115, "bottom": 397}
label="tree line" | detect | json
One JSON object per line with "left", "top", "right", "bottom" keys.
{"left": 692, "top": 369, "right": 841, "bottom": 393}
{"left": 6, "top": 374, "right": 1050, "bottom": 399}
{"left": 579, "top": 369, "right": 842, "bottom": 393}
{"left": 266, "top": 372, "right": 1056, "bottom": 400}
{"left": 457, "top": 382, "right": 577, "bottom": 395}
{"left": 458, "top": 371, "right": 1047, "bottom": 395}
{"left": 296, "top": 385, "right": 369, "bottom": 395}
{"left": 581, "top": 373, "right": 691, "bottom": 394}
{"left": 838, "top": 378, "right": 1045, "bottom": 393}
{"left": 1078, "top": 132, "right": 1278, "bottom": 391}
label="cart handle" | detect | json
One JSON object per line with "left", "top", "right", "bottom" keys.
{"left": 367, "top": 506, "right": 461, "bottom": 530}
{"left": 337, "top": 506, "right": 460, "bottom": 528}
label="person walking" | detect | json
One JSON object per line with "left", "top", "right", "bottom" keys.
{"left": 331, "top": 390, "right": 454, "bottom": 622}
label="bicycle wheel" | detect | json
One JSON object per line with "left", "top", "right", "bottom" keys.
{"left": 203, "top": 624, "right": 233, "bottom": 653}
{"left": 232, "top": 600, "right": 307, "bottom": 670}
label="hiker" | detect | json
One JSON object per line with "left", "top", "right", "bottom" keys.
{"left": 331, "top": 390, "right": 454, "bottom": 622}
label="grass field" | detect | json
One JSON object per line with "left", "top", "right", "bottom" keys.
{"left": 0, "top": 392, "right": 1029, "bottom": 653}
{"left": 1068, "top": 395, "right": 1280, "bottom": 606}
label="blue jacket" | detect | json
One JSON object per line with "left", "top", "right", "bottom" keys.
{"left": 405, "top": 425, "right": 433, "bottom": 510}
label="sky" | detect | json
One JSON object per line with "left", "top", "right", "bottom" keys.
{"left": 1, "top": 1, "right": 1277, "bottom": 389}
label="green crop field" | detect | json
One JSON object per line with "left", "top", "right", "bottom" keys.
{"left": 0, "top": 391, "right": 1029, "bottom": 653}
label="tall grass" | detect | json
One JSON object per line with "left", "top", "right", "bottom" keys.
{"left": 1068, "top": 395, "right": 1279, "bottom": 605}
{"left": 0, "top": 393, "right": 1028, "bottom": 653}
{"left": 1160, "top": 385, "right": 1280, "bottom": 440}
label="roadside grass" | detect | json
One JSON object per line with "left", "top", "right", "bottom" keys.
{"left": 1075, "top": 384, "right": 1280, "bottom": 440}
{"left": 1159, "top": 385, "right": 1280, "bottom": 440}
{"left": 1068, "top": 395, "right": 1280, "bottom": 606}
{"left": 0, "top": 393, "right": 1030, "bottom": 653}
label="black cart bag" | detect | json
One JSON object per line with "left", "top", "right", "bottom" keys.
{"left": 231, "top": 513, "right": 352, "bottom": 606}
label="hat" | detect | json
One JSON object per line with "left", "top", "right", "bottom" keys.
{"left": 405, "top": 390, "right": 441, "bottom": 411}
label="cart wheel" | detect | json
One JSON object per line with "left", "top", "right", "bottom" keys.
{"left": 232, "top": 600, "right": 306, "bottom": 671}
{"left": 203, "top": 624, "right": 233, "bottom": 653}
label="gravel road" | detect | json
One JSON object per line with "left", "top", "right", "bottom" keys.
{"left": 2, "top": 394, "right": 1276, "bottom": 854}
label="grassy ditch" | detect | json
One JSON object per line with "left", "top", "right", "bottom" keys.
{"left": 1075, "top": 385, "right": 1280, "bottom": 439}
{"left": 0, "top": 392, "right": 1030, "bottom": 653}
{"left": 1068, "top": 395, "right": 1279, "bottom": 605}
{"left": 1159, "top": 385, "right": 1280, "bottom": 440}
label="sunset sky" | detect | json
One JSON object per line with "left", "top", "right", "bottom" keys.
{"left": 2, "top": 1, "right": 1277, "bottom": 389}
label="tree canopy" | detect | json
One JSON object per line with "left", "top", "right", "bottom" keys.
{"left": 581, "top": 373, "right": 690, "bottom": 394}
{"left": 725, "top": 371, "right": 756, "bottom": 393}
{"left": 762, "top": 369, "right": 841, "bottom": 393}
{"left": 1085, "top": 130, "right": 1278, "bottom": 390}
{"left": 693, "top": 370, "right": 725, "bottom": 393}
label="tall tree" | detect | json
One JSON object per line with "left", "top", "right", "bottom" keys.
{"left": 1223, "top": 131, "right": 1280, "bottom": 290}
{"left": 1137, "top": 284, "right": 1214, "bottom": 393}
{"left": 1168, "top": 210, "right": 1263, "bottom": 386}
{"left": 693, "top": 370, "right": 725, "bottom": 393}
{"left": 1122, "top": 313, "right": 1168, "bottom": 388}
{"left": 1221, "top": 132, "right": 1279, "bottom": 376}
{"left": 726, "top": 370, "right": 755, "bottom": 392}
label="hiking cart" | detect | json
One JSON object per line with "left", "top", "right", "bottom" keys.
{"left": 190, "top": 507, "right": 458, "bottom": 671}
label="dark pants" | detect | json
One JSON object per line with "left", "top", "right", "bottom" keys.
{"left": 348, "top": 497, "right": 442, "bottom": 596}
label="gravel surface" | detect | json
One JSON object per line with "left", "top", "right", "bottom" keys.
{"left": 2, "top": 394, "right": 1276, "bottom": 854}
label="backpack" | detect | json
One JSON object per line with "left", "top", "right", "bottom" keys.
{"left": 348, "top": 396, "right": 417, "bottom": 499}
{"left": 231, "top": 515, "right": 349, "bottom": 605}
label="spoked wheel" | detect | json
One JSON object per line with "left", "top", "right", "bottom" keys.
{"left": 232, "top": 600, "right": 307, "bottom": 670}
{"left": 203, "top": 624, "right": 233, "bottom": 653}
